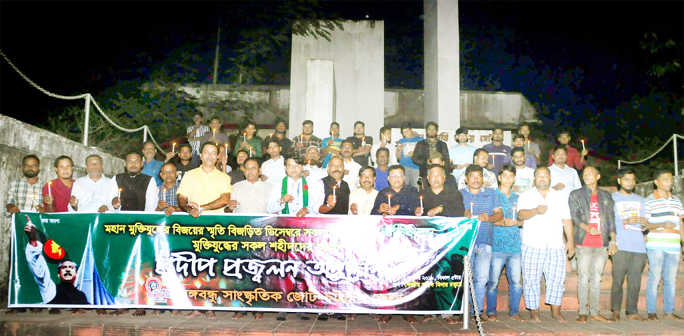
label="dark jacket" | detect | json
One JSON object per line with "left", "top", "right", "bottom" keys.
{"left": 569, "top": 186, "right": 616, "bottom": 247}
{"left": 411, "top": 139, "right": 451, "bottom": 179}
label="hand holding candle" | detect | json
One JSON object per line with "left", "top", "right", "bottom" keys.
{"left": 581, "top": 139, "right": 586, "bottom": 152}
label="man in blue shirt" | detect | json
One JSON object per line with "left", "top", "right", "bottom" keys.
{"left": 449, "top": 127, "right": 477, "bottom": 182}
{"left": 487, "top": 164, "right": 524, "bottom": 322}
{"left": 459, "top": 165, "right": 503, "bottom": 321}
{"left": 320, "top": 122, "right": 343, "bottom": 168}
{"left": 374, "top": 148, "right": 390, "bottom": 191}
{"left": 396, "top": 123, "right": 422, "bottom": 189}
{"left": 141, "top": 141, "right": 164, "bottom": 186}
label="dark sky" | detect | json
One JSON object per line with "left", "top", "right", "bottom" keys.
{"left": 1, "top": 1, "right": 682, "bottom": 125}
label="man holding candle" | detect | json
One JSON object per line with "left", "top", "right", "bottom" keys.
{"left": 261, "top": 119, "right": 291, "bottom": 160}
{"left": 547, "top": 130, "right": 588, "bottom": 170}
{"left": 108, "top": 151, "right": 159, "bottom": 213}
{"left": 261, "top": 140, "right": 286, "bottom": 186}
{"left": 349, "top": 167, "right": 379, "bottom": 215}
{"left": 458, "top": 149, "right": 498, "bottom": 189}
{"left": 448, "top": 127, "right": 477, "bottom": 182}
{"left": 458, "top": 164, "right": 503, "bottom": 322}
{"left": 609, "top": 168, "right": 648, "bottom": 322}
{"left": 200, "top": 117, "right": 230, "bottom": 148}
{"left": 512, "top": 134, "right": 537, "bottom": 169}
{"left": 486, "top": 164, "right": 525, "bottom": 322}
{"left": 642, "top": 170, "right": 684, "bottom": 321}
{"left": 226, "top": 158, "right": 272, "bottom": 215}
{"left": 517, "top": 166, "right": 575, "bottom": 323}
{"left": 345, "top": 121, "right": 373, "bottom": 167}
{"left": 371, "top": 165, "right": 420, "bottom": 216}
{"left": 69, "top": 155, "right": 112, "bottom": 213}
{"left": 234, "top": 121, "right": 261, "bottom": 158}
{"left": 340, "top": 140, "right": 362, "bottom": 191}
{"left": 141, "top": 141, "right": 164, "bottom": 187}
{"left": 549, "top": 145, "right": 582, "bottom": 201}
{"left": 42, "top": 155, "right": 74, "bottom": 213}
{"left": 569, "top": 166, "right": 617, "bottom": 323}
{"left": 320, "top": 122, "right": 343, "bottom": 168}
{"left": 426, "top": 152, "right": 458, "bottom": 190}
{"left": 412, "top": 121, "right": 451, "bottom": 189}
{"left": 370, "top": 127, "right": 398, "bottom": 168}
{"left": 155, "top": 162, "right": 181, "bottom": 216}
{"left": 290, "top": 120, "right": 322, "bottom": 161}
{"left": 177, "top": 142, "right": 232, "bottom": 319}
{"left": 510, "top": 147, "right": 534, "bottom": 195}
{"left": 267, "top": 157, "right": 323, "bottom": 217}
{"left": 483, "top": 126, "right": 511, "bottom": 175}
{"left": 317, "top": 156, "right": 350, "bottom": 215}
{"left": 518, "top": 123, "right": 541, "bottom": 167}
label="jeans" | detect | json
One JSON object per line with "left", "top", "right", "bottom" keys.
{"left": 646, "top": 249, "right": 680, "bottom": 314}
{"left": 404, "top": 166, "right": 420, "bottom": 189}
{"left": 575, "top": 246, "right": 608, "bottom": 316}
{"left": 486, "top": 252, "right": 522, "bottom": 316}
{"left": 610, "top": 250, "right": 647, "bottom": 315}
{"left": 442, "top": 243, "right": 492, "bottom": 318}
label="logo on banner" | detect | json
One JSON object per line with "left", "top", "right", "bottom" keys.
{"left": 44, "top": 239, "right": 65, "bottom": 260}
{"left": 145, "top": 277, "right": 170, "bottom": 303}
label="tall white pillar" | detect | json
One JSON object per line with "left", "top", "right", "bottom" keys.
{"left": 424, "top": 0, "right": 460, "bottom": 129}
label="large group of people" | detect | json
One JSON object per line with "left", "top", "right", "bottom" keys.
{"left": 4, "top": 116, "right": 683, "bottom": 326}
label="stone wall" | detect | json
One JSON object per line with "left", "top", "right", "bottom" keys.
{"left": 0, "top": 114, "right": 125, "bottom": 307}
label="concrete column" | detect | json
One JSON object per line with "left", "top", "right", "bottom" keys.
{"left": 424, "top": 0, "right": 460, "bottom": 129}
{"left": 305, "top": 60, "right": 335, "bottom": 134}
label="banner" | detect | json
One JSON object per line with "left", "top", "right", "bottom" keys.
{"left": 10, "top": 212, "right": 478, "bottom": 314}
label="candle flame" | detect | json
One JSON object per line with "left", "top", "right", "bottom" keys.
{"left": 388, "top": 194, "right": 391, "bottom": 198}
{"left": 48, "top": 181, "right": 52, "bottom": 185}
{"left": 173, "top": 142, "right": 176, "bottom": 145}
{"left": 420, "top": 196, "right": 423, "bottom": 200}
{"left": 119, "top": 188, "right": 122, "bottom": 192}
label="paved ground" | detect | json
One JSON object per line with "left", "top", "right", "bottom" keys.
{"left": 2, "top": 309, "right": 684, "bottom": 335}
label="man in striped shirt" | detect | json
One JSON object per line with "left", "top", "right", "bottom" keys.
{"left": 643, "top": 170, "right": 684, "bottom": 321}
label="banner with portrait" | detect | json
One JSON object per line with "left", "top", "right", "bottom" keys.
{"left": 9, "top": 212, "right": 478, "bottom": 314}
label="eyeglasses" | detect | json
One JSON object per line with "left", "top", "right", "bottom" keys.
{"left": 389, "top": 174, "right": 404, "bottom": 178}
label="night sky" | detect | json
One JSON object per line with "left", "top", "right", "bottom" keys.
{"left": 1, "top": 1, "right": 682, "bottom": 127}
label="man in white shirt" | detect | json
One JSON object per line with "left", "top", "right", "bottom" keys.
{"left": 370, "top": 127, "right": 398, "bottom": 167}
{"left": 510, "top": 148, "right": 534, "bottom": 195}
{"left": 302, "top": 146, "right": 327, "bottom": 184}
{"left": 267, "top": 157, "right": 323, "bottom": 216}
{"left": 548, "top": 146, "right": 582, "bottom": 201}
{"left": 260, "top": 140, "right": 286, "bottom": 186}
{"left": 517, "top": 166, "right": 575, "bottom": 323}
{"left": 341, "top": 140, "right": 361, "bottom": 191}
{"left": 226, "top": 158, "right": 272, "bottom": 214}
{"left": 69, "top": 155, "right": 112, "bottom": 213}
{"left": 349, "top": 167, "right": 379, "bottom": 215}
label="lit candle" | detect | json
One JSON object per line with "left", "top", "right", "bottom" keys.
{"left": 249, "top": 147, "right": 252, "bottom": 158}
{"left": 243, "top": 132, "right": 247, "bottom": 143}
{"left": 527, "top": 140, "right": 530, "bottom": 150}
{"left": 308, "top": 160, "right": 311, "bottom": 166}
{"left": 162, "top": 188, "right": 167, "bottom": 203}
{"left": 118, "top": 188, "right": 122, "bottom": 199}
{"left": 48, "top": 181, "right": 52, "bottom": 197}
{"left": 333, "top": 185, "right": 337, "bottom": 198}
{"left": 362, "top": 136, "right": 366, "bottom": 146}
{"left": 470, "top": 202, "right": 474, "bottom": 215}
{"left": 300, "top": 134, "right": 304, "bottom": 142}
{"left": 581, "top": 139, "right": 586, "bottom": 152}
{"left": 172, "top": 142, "right": 176, "bottom": 153}
{"left": 225, "top": 143, "right": 228, "bottom": 156}
{"left": 213, "top": 128, "right": 216, "bottom": 138}
{"left": 513, "top": 206, "right": 517, "bottom": 221}
{"left": 387, "top": 194, "right": 392, "bottom": 207}
{"left": 419, "top": 195, "right": 423, "bottom": 210}
{"left": 270, "top": 133, "right": 273, "bottom": 138}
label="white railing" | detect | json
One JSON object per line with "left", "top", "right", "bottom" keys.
{"left": 618, "top": 134, "right": 684, "bottom": 175}
{"left": 1, "top": 50, "right": 163, "bottom": 152}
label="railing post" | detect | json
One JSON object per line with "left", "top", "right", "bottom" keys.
{"left": 462, "top": 255, "right": 470, "bottom": 330}
{"left": 674, "top": 134, "right": 679, "bottom": 176}
{"left": 83, "top": 94, "right": 91, "bottom": 146}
